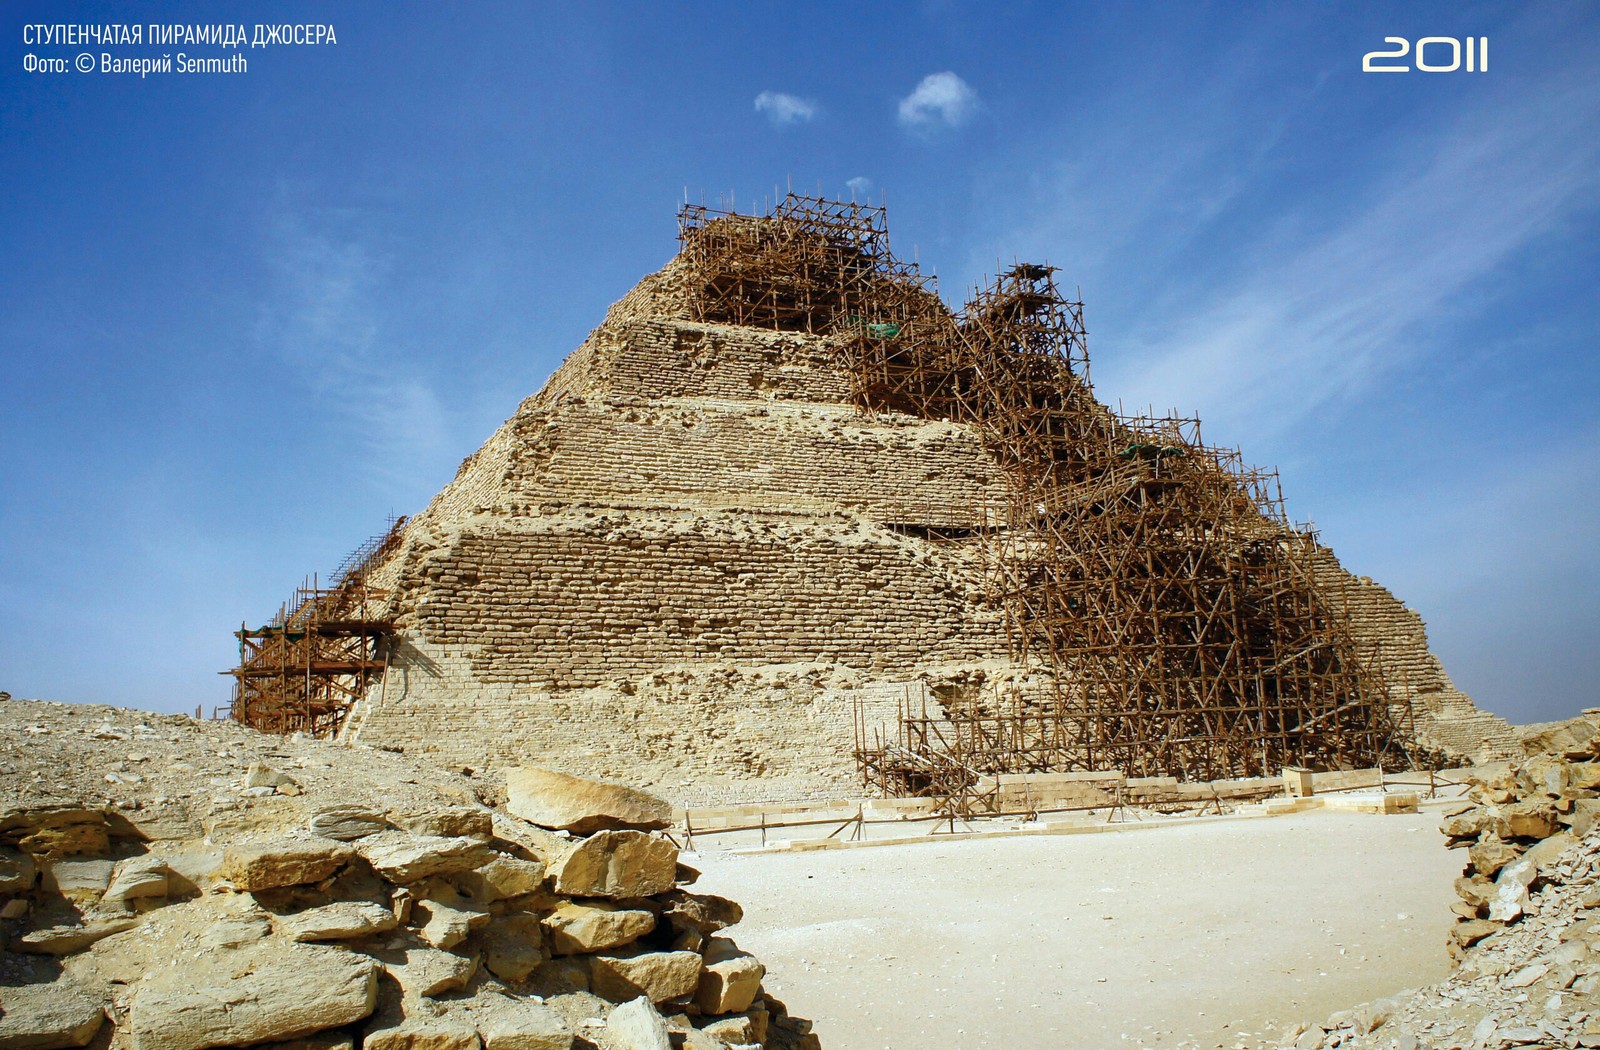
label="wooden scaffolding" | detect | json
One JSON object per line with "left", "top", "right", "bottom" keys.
{"left": 224, "top": 517, "right": 406, "bottom": 736}
{"left": 678, "top": 193, "right": 1420, "bottom": 798}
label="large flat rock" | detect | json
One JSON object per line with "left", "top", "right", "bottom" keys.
{"left": 127, "top": 941, "right": 377, "bottom": 1050}
{"left": 505, "top": 767, "right": 671, "bottom": 835}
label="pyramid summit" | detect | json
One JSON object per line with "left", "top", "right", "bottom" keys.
{"left": 229, "top": 193, "right": 1517, "bottom": 805}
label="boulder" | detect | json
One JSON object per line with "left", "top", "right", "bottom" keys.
{"left": 552, "top": 832, "right": 676, "bottom": 899}
{"left": 603, "top": 997, "right": 672, "bottom": 1050}
{"left": 18, "top": 917, "right": 140, "bottom": 954}
{"left": 1438, "top": 808, "right": 1486, "bottom": 839}
{"left": 461, "top": 856, "right": 546, "bottom": 902}
{"left": 1468, "top": 832, "right": 1523, "bottom": 878}
{"left": 308, "top": 806, "right": 390, "bottom": 841}
{"left": 278, "top": 901, "right": 399, "bottom": 942}
{"left": 0, "top": 979, "right": 106, "bottom": 1049}
{"left": 481, "top": 913, "right": 548, "bottom": 983}
{"left": 466, "top": 996, "right": 573, "bottom": 1050}
{"left": 357, "top": 833, "right": 494, "bottom": 884}
{"left": 1491, "top": 801, "right": 1561, "bottom": 840}
{"left": 415, "top": 898, "right": 490, "bottom": 951}
{"left": 505, "top": 768, "right": 672, "bottom": 835}
{"left": 390, "top": 806, "right": 495, "bottom": 842}
{"left": 660, "top": 892, "right": 743, "bottom": 938}
{"left": 39, "top": 858, "right": 115, "bottom": 901}
{"left": 1450, "top": 917, "right": 1504, "bottom": 950}
{"left": 545, "top": 901, "right": 655, "bottom": 955}
{"left": 694, "top": 937, "right": 764, "bottom": 1015}
{"left": 363, "top": 997, "right": 481, "bottom": 1050}
{"left": 103, "top": 855, "right": 171, "bottom": 904}
{"left": 0, "top": 845, "right": 37, "bottom": 894}
{"left": 372, "top": 944, "right": 480, "bottom": 999}
{"left": 127, "top": 941, "right": 377, "bottom": 1050}
{"left": 219, "top": 837, "right": 354, "bottom": 891}
{"left": 589, "top": 950, "right": 703, "bottom": 1004}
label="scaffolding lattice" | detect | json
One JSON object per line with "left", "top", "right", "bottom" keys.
{"left": 678, "top": 193, "right": 1420, "bottom": 796}
{"left": 225, "top": 517, "right": 406, "bottom": 736}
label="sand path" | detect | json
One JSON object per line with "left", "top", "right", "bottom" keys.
{"left": 692, "top": 809, "right": 1460, "bottom": 1050}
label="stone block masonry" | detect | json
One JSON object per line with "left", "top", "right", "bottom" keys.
{"left": 331, "top": 221, "right": 1517, "bottom": 804}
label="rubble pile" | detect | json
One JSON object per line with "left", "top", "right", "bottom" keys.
{"left": 0, "top": 699, "right": 817, "bottom": 1050}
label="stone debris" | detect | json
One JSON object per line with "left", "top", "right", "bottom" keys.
{"left": 0, "top": 698, "right": 821, "bottom": 1050}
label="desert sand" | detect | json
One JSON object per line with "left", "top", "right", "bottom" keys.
{"left": 694, "top": 809, "right": 1460, "bottom": 1050}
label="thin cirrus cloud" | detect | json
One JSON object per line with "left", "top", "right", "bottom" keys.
{"left": 754, "top": 91, "right": 819, "bottom": 126}
{"left": 897, "top": 71, "right": 978, "bottom": 130}
{"left": 256, "top": 209, "right": 450, "bottom": 495}
{"left": 1107, "top": 61, "right": 1600, "bottom": 446}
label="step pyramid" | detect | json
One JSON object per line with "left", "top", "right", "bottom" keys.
{"left": 301, "top": 194, "right": 1517, "bottom": 806}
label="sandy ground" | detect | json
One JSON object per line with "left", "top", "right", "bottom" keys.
{"left": 692, "top": 809, "right": 1461, "bottom": 1050}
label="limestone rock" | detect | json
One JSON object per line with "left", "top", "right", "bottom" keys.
{"left": 308, "top": 805, "right": 390, "bottom": 841}
{"left": 363, "top": 998, "right": 481, "bottom": 1050}
{"left": 219, "top": 836, "right": 355, "bottom": 891}
{"left": 489, "top": 813, "right": 573, "bottom": 866}
{"left": 18, "top": 917, "right": 139, "bottom": 954}
{"left": 0, "top": 979, "right": 106, "bottom": 1049}
{"left": 279, "top": 900, "right": 399, "bottom": 942}
{"left": 481, "top": 913, "right": 548, "bottom": 983}
{"left": 415, "top": 898, "right": 490, "bottom": 950}
{"left": 545, "top": 901, "right": 655, "bottom": 955}
{"left": 660, "top": 892, "right": 743, "bottom": 938}
{"left": 589, "top": 950, "right": 703, "bottom": 1004}
{"left": 357, "top": 833, "right": 494, "bottom": 884}
{"left": 1492, "top": 801, "right": 1561, "bottom": 840}
{"left": 552, "top": 832, "right": 676, "bottom": 899}
{"left": 603, "top": 997, "right": 672, "bottom": 1050}
{"left": 0, "top": 845, "right": 37, "bottom": 894}
{"left": 103, "top": 854, "right": 171, "bottom": 904}
{"left": 127, "top": 941, "right": 377, "bottom": 1050}
{"left": 39, "top": 858, "right": 114, "bottom": 901}
{"left": 699, "top": 1016, "right": 757, "bottom": 1044}
{"left": 1469, "top": 832, "right": 1523, "bottom": 878}
{"left": 505, "top": 768, "right": 671, "bottom": 835}
{"left": 374, "top": 944, "right": 480, "bottom": 999}
{"left": 1451, "top": 917, "right": 1504, "bottom": 950}
{"left": 461, "top": 855, "right": 547, "bottom": 902}
{"left": 390, "top": 806, "right": 495, "bottom": 842}
{"left": 466, "top": 996, "right": 573, "bottom": 1050}
{"left": 695, "top": 937, "right": 764, "bottom": 1015}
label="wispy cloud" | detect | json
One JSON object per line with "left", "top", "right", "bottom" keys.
{"left": 256, "top": 207, "right": 449, "bottom": 492}
{"left": 897, "top": 71, "right": 978, "bottom": 131}
{"left": 846, "top": 176, "right": 874, "bottom": 199}
{"left": 1109, "top": 64, "right": 1600, "bottom": 440}
{"left": 754, "top": 91, "right": 818, "bottom": 126}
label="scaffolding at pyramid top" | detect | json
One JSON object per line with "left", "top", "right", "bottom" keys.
{"left": 675, "top": 192, "right": 1421, "bottom": 797}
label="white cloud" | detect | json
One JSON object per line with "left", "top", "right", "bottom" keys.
{"left": 897, "top": 71, "right": 978, "bottom": 130}
{"left": 845, "top": 176, "right": 873, "bottom": 199}
{"left": 754, "top": 91, "right": 818, "bottom": 126}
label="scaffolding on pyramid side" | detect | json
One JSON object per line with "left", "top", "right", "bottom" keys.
{"left": 674, "top": 191, "right": 1421, "bottom": 798}
{"left": 224, "top": 516, "right": 407, "bottom": 736}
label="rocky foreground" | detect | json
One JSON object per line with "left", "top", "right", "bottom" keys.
{"left": 0, "top": 699, "right": 818, "bottom": 1050}
{"left": 1282, "top": 722, "right": 1600, "bottom": 1050}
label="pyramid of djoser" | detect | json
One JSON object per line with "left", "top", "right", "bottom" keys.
{"left": 237, "top": 194, "right": 1517, "bottom": 806}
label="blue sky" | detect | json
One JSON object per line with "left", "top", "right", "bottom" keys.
{"left": 1, "top": 2, "right": 1595, "bottom": 725}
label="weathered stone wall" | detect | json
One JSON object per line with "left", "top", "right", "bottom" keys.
{"left": 340, "top": 254, "right": 1514, "bottom": 804}
{"left": 397, "top": 512, "right": 1004, "bottom": 690}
